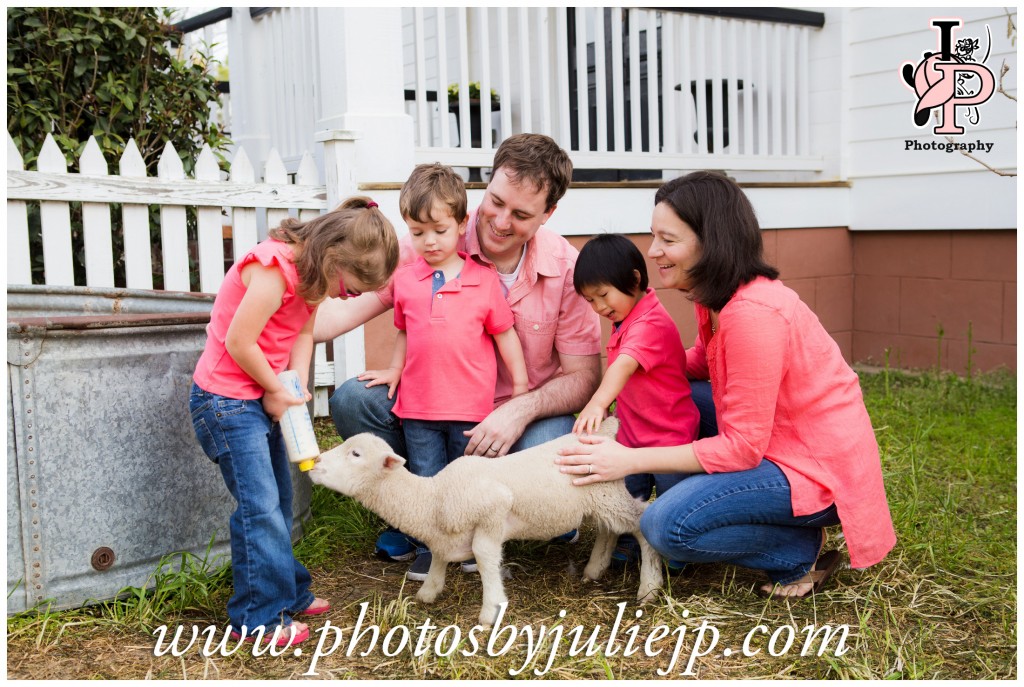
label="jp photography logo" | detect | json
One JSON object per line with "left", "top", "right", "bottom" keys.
{"left": 900, "top": 18, "right": 996, "bottom": 155}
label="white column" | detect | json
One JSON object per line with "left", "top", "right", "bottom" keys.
{"left": 314, "top": 7, "right": 415, "bottom": 183}
{"left": 226, "top": 9, "right": 271, "bottom": 170}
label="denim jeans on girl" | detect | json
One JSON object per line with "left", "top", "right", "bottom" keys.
{"left": 637, "top": 380, "right": 841, "bottom": 585}
{"left": 189, "top": 383, "right": 314, "bottom": 631}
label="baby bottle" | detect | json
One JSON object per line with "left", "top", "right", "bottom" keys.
{"left": 277, "top": 370, "right": 320, "bottom": 472}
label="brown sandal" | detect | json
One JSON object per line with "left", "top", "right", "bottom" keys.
{"left": 758, "top": 549, "right": 842, "bottom": 599}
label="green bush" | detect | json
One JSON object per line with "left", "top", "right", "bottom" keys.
{"left": 7, "top": 7, "right": 229, "bottom": 173}
{"left": 7, "top": 7, "right": 231, "bottom": 288}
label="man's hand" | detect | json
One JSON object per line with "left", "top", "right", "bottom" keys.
{"left": 463, "top": 398, "right": 531, "bottom": 457}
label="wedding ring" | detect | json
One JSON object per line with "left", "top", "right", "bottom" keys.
{"left": 587, "top": 464, "right": 593, "bottom": 475}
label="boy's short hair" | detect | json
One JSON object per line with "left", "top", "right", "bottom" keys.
{"left": 573, "top": 233, "right": 649, "bottom": 296}
{"left": 492, "top": 133, "right": 573, "bottom": 212}
{"left": 400, "top": 163, "right": 468, "bottom": 224}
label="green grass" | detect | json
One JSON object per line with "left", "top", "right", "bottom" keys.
{"left": 6, "top": 369, "right": 1016, "bottom": 679}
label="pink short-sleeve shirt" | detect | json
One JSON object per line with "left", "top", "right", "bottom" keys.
{"left": 608, "top": 289, "right": 699, "bottom": 448}
{"left": 193, "top": 239, "right": 315, "bottom": 399}
{"left": 391, "top": 254, "right": 515, "bottom": 422}
{"left": 377, "top": 209, "right": 601, "bottom": 404}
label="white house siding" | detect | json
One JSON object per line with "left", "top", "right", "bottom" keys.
{"left": 843, "top": 7, "right": 1017, "bottom": 230}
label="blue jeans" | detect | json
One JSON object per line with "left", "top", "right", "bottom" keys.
{"left": 639, "top": 379, "right": 840, "bottom": 584}
{"left": 329, "top": 377, "right": 576, "bottom": 455}
{"left": 403, "top": 419, "right": 476, "bottom": 477}
{"left": 189, "top": 383, "right": 314, "bottom": 630}
{"left": 640, "top": 460, "right": 840, "bottom": 584}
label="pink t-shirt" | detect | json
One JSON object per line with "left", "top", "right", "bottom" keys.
{"left": 377, "top": 209, "right": 601, "bottom": 403}
{"left": 608, "top": 289, "right": 699, "bottom": 449}
{"left": 391, "top": 254, "right": 515, "bottom": 422}
{"left": 193, "top": 239, "right": 315, "bottom": 399}
{"left": 687, "top": 277, "right": 896, "bottom": 569}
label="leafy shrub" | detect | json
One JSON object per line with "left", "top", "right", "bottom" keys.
{"left": 7, "top": 7, "right": 231, "bottom": 287}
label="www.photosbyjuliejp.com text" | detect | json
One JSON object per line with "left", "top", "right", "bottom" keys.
{"left": 152, "top": 601, "right": 851, "bottom": 676}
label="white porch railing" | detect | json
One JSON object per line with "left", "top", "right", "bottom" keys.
{"left": 6, "top": 132, "right": 352, "bottom": 416}
{"left": 403, "top": 7, "right": 820, "bottom": 173}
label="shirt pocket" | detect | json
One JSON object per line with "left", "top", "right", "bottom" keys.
{"left": 514, "top": 314, "right": 558, "bottom": 371}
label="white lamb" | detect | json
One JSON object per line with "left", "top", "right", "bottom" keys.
{"left": 309, "top": 418, "right": 664, "bottom": 626}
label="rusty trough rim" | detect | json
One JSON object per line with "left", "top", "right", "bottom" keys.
{"left": 8, "top": 312, "right": 211, "bottom": 332}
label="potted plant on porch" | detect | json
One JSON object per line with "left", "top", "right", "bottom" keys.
{"left": 448, "top": 82, "right": 500, "bottom": 148}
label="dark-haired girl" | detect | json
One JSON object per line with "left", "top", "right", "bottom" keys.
{"left": 557, "top": 172, "right": 895, "bottom": 598}
{"left": 572, "top": 233, "right": 699, "bottom": 568}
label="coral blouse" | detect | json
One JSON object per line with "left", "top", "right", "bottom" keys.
{"left": 687, "top": 277, "right": 896, "bottom": 569}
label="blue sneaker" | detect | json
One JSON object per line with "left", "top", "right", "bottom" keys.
{"left": 375, "top": 527, "right": 415, "bottom": 562}
{"left": 610, "top": 534, "right": 640, "bottom": 568}
{"left": 551, "top": 529, "right": 580, "bottom": 545}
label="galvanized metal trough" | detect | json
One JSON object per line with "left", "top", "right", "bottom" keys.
{"left": 6, "top": 285, "right": 312, "bottom": 614}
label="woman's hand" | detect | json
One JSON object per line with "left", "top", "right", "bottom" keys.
{"left": 358, "top": 368, "right": 402, "bottom": 399}
{"left": 555, "top": 434, "right": 633, "bottom": 486}
{"left": 263, "top": 385, "right": 305, "bottom": 422}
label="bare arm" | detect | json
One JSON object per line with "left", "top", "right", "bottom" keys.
{"left": 312, "top": 292, "right": 389, "bottom": 343}
{"left": 555, "top": 435, "right": 706, "bottom": 485}
{"left": 573, "top": 353, "right": 639, "bottom": 435}
{"left": 493, "top": 328, "right": 529, "bottom": 396}
{"left": 224, "top": 262, "right": 304, "bottom": 421}
{"left": 464, "top": 351, "right": 601, "bottom": 457}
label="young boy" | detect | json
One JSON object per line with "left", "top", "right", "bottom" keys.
{"left": 359, "top": 163, "right": 529, "bottom": 581}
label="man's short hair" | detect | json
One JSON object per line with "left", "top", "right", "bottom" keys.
{"left": 399, "top": 163, "right": 468, "bottom": 224}
{"left": 491, "top": 133, "right": 573, "bottom": 212}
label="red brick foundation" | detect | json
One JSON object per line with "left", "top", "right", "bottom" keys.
{"left": 362, "top": 229, "right": 1016, "bottom": 375}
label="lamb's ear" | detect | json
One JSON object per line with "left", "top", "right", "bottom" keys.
{"left": 383, "top": 452, "right": 406, "bottom": 470}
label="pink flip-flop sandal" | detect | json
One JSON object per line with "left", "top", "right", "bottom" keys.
{"left": 298, "top": 597, "right": 331, "bottom": 616}
{"left": 230, "top": 623, "right": 310, "bottom": 647}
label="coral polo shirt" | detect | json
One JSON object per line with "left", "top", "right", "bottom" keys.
{"left": 377, "top": 209, "right": 601, "bottom": 403}
{"left": 609, "top": 288, "right": 699, "bottom": 449}
{"left": 391, "top": 254, "right": 515, "bottom": 422}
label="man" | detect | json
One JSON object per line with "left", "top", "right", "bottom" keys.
{"left": 313, "top": 133, "right": 602, "bottom": 561}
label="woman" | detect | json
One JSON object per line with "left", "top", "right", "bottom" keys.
{"left": 556, "top": 171, "right": 896, "bottom": 598}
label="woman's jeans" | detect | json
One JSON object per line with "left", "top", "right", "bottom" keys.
{"left": 189, "top": 383, "right": 314, "bottom": 630}
{"left": 639, "top": 380, "right": 841, "bottom": 584}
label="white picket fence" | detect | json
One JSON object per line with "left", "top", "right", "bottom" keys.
{"left": 6, "top": 132, "right": 345, "bottom": 415}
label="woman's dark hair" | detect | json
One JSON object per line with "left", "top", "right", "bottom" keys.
{"left": 654, "top": 171, "right": 778, "bottom": 311}
{"left": 573, "top": 233, "right": 648, "bottom": 297}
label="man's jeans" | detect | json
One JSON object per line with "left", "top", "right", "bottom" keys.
{"left": 329, "top": 377, "right": 575, "bottom": 457}
{"left": 190, "top": 383, "right": 315, "bottom": 630}
{"left": 638, "top": 380, "right": 841, "bottom": 584}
